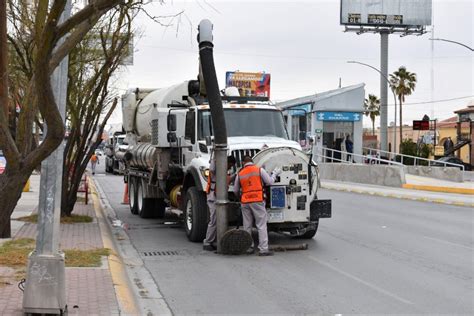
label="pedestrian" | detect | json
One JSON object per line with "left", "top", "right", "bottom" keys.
{"left": 203, "top": 155, "right": 237, "bottom": 251}
{"left": 345, "top": 135, "right": 353, "bottom": 162}
{"left": 233, "top": 155, "right": 281, "bottom": 256}
{"left": 90, "top": 153, "right": 99, "bottom": 175}
{"left": 444, "top": 136, "right": 454, "bottom": 155}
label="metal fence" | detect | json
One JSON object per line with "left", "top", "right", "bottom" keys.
{"left": 363, "top": 147, "right": 464, "bottom": 171}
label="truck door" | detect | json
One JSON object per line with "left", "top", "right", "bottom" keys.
{"left": 183, "top": 110, "right": 197, "bottom": 165}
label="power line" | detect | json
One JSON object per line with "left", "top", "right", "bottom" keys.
{"left": 138, "top": 44, "right": 472, "bottom": 61}
{"left": 386, "top": 95, "right": 473, "bottom": 106}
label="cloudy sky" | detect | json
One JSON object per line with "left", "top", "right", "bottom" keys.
{"left": 113, "top": 0, "right": 473, "bottom": 127}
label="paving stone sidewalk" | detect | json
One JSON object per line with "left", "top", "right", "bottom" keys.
{"left": 0, "top": 199, "right": 120, "bottom": 315}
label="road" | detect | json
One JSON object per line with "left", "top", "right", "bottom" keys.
{"left": 93, "top": 158, "right": 473, "bottom": 314}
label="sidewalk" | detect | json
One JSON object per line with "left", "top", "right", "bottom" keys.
{"left": 321, "top": 179, "right": 474, "bottom": 207}
{"left": 404, "top": 174, "right": 474, "bottom": 195}
{"left": 0, "top": 174, "right": 122, "bottom": 315}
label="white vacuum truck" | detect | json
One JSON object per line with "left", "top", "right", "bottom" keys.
{"left": 118, "top": 81, "right": 332, "bottom": 242}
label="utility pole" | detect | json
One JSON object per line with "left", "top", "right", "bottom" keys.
{"left": 23, "top": 1, "right": 72, "bottom": 314}
{"left": 379, "top": 32, "right": 389, "bottom": 153}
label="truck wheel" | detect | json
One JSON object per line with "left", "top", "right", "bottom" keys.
{"left": 296, "top": 222, "right": 319, "bottom": 239}
{"left": 129, "top": 177, "right": 138, "bottom": 215}
{"left": 155, "top": 199, "right": 167, "bottom": 219}
{"left": 184, "top": 187, "right": 207, "bottom": 242}
{"left": 137, "top": 181, "right": 154, "bottom": 218}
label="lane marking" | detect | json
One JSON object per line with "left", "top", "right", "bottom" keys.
{"left": 307, "top": 255, "right": 414, "bottom": 306}
{"left": 423, "top": 236, "right": 474, "bottom": 251}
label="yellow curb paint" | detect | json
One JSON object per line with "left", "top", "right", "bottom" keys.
{"left": 322, "top": 184, "right": 472, "bottom": 207}
{"left": 402, "top": 184, "right": 474, "bottom": 195}
{"left": 89, "top": 179, "right": 140, "bottom": 315}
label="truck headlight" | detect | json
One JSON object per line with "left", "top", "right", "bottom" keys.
{"left": 200, "top": 167, "right": 210, "bottom": 179}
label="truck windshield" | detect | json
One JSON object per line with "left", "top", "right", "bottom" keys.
{"left": 198, "top": 109, "right": 288, "bottom": 139}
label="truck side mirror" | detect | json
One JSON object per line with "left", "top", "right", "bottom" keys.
{"left": 167, "top": 114, "right": 177, "bottom": 132}
{"left": 299, "top": 131, "right": 306, "bottom": 141}
{"left": 167, "top": 132, "right": 177, "bottom": 143}
{"left": 205, "top": 136, "right": 212, "bottom": 146}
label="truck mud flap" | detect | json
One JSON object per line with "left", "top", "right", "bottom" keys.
{"left": 310, "top": 199, "right": 332, "bottom": 219}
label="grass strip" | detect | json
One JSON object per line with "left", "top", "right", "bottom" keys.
{"left": 0, "top": 238, "right": 110, "bottom": 268}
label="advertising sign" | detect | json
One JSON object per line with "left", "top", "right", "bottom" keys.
{"left": 340, "top": 0, "right": 432, "bottom": 27}
{"left": 317, "top": 111, "right": 361, "bottom": 122}
{"left": 413, "top": 120, "right": 430, "bottom": 130}
{"left": 288, "top": 103, "right": 312, "bottom": 116}
{"left": 225, "top": 72, "right": 271, "bottom": 98}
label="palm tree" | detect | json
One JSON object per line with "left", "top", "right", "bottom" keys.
{"left": 389, "top": 66, "right": 417, "bottom": 148}
{"left": 364, "top": 94, "right": 380, "bottom": 135}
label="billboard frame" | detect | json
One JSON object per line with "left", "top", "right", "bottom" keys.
{"left": 340, "top": 0, "right": 430, "bottom": 36}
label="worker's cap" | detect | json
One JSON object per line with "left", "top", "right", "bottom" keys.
{"left": 227, "top": 155, "right": 236, "bottom": 164}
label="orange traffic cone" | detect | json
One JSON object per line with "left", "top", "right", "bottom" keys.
{"left": 122, "top": 183, "right": 129, "bottom": 205}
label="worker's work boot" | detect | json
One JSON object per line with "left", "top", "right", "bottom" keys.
{"left": 245, "top": 247, "right": 255, "bottom": 255}
{"left": 203, "top": 244, "right": 216, "bottom": 251}
{"left": 258, "top": 250, "right": 274, "bottom": 257}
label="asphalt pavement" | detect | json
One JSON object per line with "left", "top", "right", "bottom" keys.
{"left": 93, "top": 157, "right": 473, "bottom": 314}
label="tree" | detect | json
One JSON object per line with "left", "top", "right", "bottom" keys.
{"left": 389, "top": 66, "right": 417, "bottom": 150}
{"left": 0, "top": 0, "right": 132, "bottom": 238}
{"left": 61, "top": 5, "right": 135, "bottom": 216}
{"left": 364, "top": 94, "right": 380, "bottom": 135}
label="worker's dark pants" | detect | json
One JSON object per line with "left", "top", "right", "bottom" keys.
{"left": 203, "top": 200, "right": 216, "bottom": 246}
{"left": 241, "top": 201, "right": 269, "bottom": 253}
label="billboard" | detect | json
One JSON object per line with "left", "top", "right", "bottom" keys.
{"left": 340, "top": 0, "right": 432, "bottom": 27}
{"left": 225, "top": 72, "right": 271, "bottom": 98}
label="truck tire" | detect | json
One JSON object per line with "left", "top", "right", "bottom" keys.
{"left": 296, "top": 222, "right": 319, "bottom": 239}
{"left": 129, "top": 176, "right": 138, "bottom": 215}
{"left": 155, "top": 199, "right": 167, "bottom": 219}
{"left": 184, "top": 187, "right": 208, "bottom": 242}
{"left": 105, "top": 159, "right": 112, "bottom": 173}
{"left": 137, "top": 181, "right": 154, "bottom": 218}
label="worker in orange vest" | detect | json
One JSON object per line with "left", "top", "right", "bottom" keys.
{"left": 90, "top": 153, "right": 99, "bottom": 175}
{"left": 203, "top": 155, "right": 237, "bottom": 251}
{"left": 233, "top": 155, "right": 281, "bottom": 256}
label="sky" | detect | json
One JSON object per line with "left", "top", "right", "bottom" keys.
{"left": 111, "top": 0, "right": 473, "bottom": 128}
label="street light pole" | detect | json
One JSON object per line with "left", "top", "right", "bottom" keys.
{"left": 347, "top": 60, "right": 398, "bottom": 155}
{"left": 429, "top": 38, "right": 474, "bottom": 51}
{"left": 23, "top": 1, "right": 71, "bottom": 314}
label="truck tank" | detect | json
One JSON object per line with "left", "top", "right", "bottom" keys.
{"left": 134, "top": 82, "right": 190, "bottom": 137}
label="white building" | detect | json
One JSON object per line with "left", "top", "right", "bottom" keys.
{"left": 276, "top": 83, "right": 365, "bottom": 162}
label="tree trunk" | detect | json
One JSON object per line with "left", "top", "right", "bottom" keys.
{"left": 61, "top": 167, "right": 81, "bottom": 217}
{"left": 372, "top": 119, "right": 375, "bottom": 136}
{"left": 0, "top": 171, "right": 31, "bottom": 238}
{"left": 399, "top": 96, "right": 403, "bottom": 152}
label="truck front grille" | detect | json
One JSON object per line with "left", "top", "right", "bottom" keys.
{"left": 231, "top": 149, "right": 260, "bottom": 168}
{"left": 151, "top": 119, "right": 158, "bottom": 145}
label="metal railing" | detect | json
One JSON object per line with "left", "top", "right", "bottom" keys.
{"left": 314, "top": 147, "right": 404, "bottom": 167}
{"left": 363, "top": 147, "right": 465, "bottom": 171}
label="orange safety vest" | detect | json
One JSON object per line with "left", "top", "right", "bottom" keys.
{"left": 206, "top": 173, "right": 232, "bottom": 194}
{"left": 238, "top": 164, "right": 264, "bottom": 203}
{"left": 206, "top": 173, "right": 215, "bottom": 194}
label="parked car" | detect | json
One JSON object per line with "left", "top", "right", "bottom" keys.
{"left": 432, "top": 156, "right": 472, "bottom": 171}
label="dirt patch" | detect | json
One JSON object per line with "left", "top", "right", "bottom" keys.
{"left": 16, "top": 214, "right": 93, "bottom": 224}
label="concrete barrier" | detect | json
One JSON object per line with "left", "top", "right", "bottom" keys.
{"left": 319, "top": 163, "right": 406, "bottom": 187}
{"left": 404, "top": 166, "right": 463, "bottom": 182}
{"left": 462, "top": 171, "right": 474, "bottom": 182}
